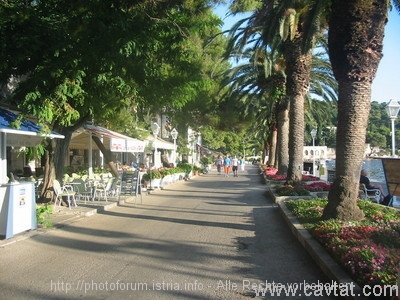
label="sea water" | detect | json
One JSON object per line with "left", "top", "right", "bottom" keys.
{"left": 362, "top": 159, "right": 385, "bottom": 182}
{"left": 326, "top": 158, "right": 385, "bottom": 182}
{"left": 327, "top": 158, "right": 399, "bottom": 207}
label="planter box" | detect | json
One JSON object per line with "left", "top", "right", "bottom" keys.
{"left": 269, "top": 189, "right": 328, "bottom": 203}
{"left": 162, "top": 175, "right": 173, "bottom": 186}
{"left": 274, "top": 195, "right": 314, "bottom": 203}
{"left": 266, "top": 180, "right": 287, "bottom": 185}
{"left": 172, "top": 174, "right": 179, "bottom": 183}
{"left": 149, "top": 178, "right": 162, "bottom": 189}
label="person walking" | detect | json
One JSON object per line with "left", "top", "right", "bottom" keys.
{"left": 223, "top": 155, "right": 232, "bottom": 177}
{"left": 215, "top": 156, "right": 223, "bottom": 175}
{"left": 239, "top": 156, "right": 245, "bottom": 173}
{"left": 232, "top": 155, "right": 239, "bottom": 177}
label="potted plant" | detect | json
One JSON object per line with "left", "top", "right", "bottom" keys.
{"left": 142, "top": 169, "right": 162, "bottom": 180}
{"left": 177, "top": 163, "right": 194, "bottom": 178}
{"left": 159, "top": 168, "right": 174, "bottom": 186}
{"left": 142, "top": 169, "right": 163, "bottom": 189}
{"left": 193, "top": 165, "right": 202, "bottom": 175}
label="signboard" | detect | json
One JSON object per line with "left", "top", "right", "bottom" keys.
{"left": 382, "top": 158, "right": 400, "bottom": 197}
{"left": 110, "top": 138, "right": 145, "bottom": 152}
{"left": 327, "top": 170, "right": 336, "bottom": 183}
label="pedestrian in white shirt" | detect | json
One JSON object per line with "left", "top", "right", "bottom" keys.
{"left": 232, "top": 155, "right": 239, "bottom": 177}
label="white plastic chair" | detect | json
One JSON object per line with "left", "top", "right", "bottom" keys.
{"left": 53, "top": 179, "right": 77, "bottom": 210}
{"left": 93, "top": 177, "right": 114, "bottom": 202}
{"left": 359, "top": 184, "right": 381, "bottom": 203}
{"left": 71, "top": 178, "right": 93, "bottom": 204}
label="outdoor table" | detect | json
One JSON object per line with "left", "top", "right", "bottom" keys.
{"left": 65, "top": 182, "right": 80, "bottom": 192}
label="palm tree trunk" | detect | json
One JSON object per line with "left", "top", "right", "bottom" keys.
{"left": 323, "top": 81, "right": 369, "bottom": 220}
{"left": 285, "top": 38, "right": 313, "bottom": 183}
{"left": 275, "top": 75, "right": 289, "bottom": 174}
{"left": 276, "top": 106, "right": 289, "bottom": 174}
{"left": 322, "top": 0, "right": 388, "bottom": 221}
{"left": 267, "top": 127, "right": 277, "bottom": 167}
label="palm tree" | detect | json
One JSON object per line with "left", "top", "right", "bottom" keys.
{"left": 322, "top": 0, "right": 399, "bottom": 221}
{"left": 226, "top": 0, "right": 329, "bottom": 182}
{"left": 225, "top": 0, "right": 399, "bottom": 221}
{"left": 221, "top": 44, "right": 289, "bottom": 170}
{"left": 223, "top": 1, "right": 336, "bottom": 175}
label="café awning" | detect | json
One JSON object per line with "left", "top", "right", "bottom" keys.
{"left": 0, "top": 108, "right": 64, "bottom": 147}
{"left": 71, "top": 124, "right": 146, "bottom": 152}
{"left": 146, "top": 135, "right": 175, "bottom": 150}
{"left": 0, "top": 108, "right": 64, "bottom": 183}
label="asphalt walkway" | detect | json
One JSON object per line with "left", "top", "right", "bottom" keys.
{"left": 0, "top": 165, "right": 343, "bottom": 299}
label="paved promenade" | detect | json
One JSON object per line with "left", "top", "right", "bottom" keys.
{"left": 0, "top": 165, "right": 341, "bottom": 299}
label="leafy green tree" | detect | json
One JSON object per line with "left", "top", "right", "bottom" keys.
{"left": 305, "top": 100, "right": 337, "bottom": 146}
{"left": 367, "top": 131, "right": 387, "bottom": 150}
{"left": 364, "top": 101, "right": 400, "bottom": 154}
{"left": 0, "top": 0, "right": 227, "bottom": 201}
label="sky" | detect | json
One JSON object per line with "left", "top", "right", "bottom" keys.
{"left": 214, "top": 6, "right": 400, "bottom": 104}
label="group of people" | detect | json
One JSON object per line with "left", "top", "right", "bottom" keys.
{"left": 215, "top": 155, "right": 245, "bottom": 177}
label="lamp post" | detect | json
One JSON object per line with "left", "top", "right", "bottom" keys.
{"left": 386, "top": 99, "right": 400, "bottom": 157}
{"left": 311, "top": 129, "right": 317, "bottom": 175}
{"left": 151, "top": 122, "right": 160, "bottom": 168}
{"left": 170, "top": 128, "right": 178, "bottom": 166}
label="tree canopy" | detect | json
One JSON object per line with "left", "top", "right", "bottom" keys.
{"left": 1, "top": 1, "right": 229, "bottom": 127}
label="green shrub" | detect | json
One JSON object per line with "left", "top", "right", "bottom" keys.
{"left": 177, "top": 163, "right": 193, "bottom": 174}
{"left": 36, "top": 204, "right": 53, "bottom": 228}
{"left": 200, "top": 156, "right": 212, "bottom": 165}
{"left": 142, "top": 169, "right": 162, "bottom": 181}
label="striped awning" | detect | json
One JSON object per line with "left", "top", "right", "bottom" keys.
{"left": 0, "top": 108, "right": 64, "bottom": 146}
{"left": 71, "top": 125, "right": 146, "bottom": 152}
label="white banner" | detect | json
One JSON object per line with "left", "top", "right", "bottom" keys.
{"left": 110, "top": 138, "right": 145, "bottom": 152}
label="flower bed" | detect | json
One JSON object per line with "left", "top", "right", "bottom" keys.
{"left": 276, "top": 182, "right": 330, "bottom": 195}
{"left": 260, "top": 165, "right": 331, "bottom": 197}
{"left": 275, "top": 184, "right": 310, "bottom": 196}
{"left": 285, "top": 198, "right": 400, "bottom": 288}
{"left": 260, "top": 165, "right": 320, "bottom": 182}
{"left": 274, "top": 181, "right": 330, "bottom": 197}
{"left": 268, "top": 173, "right": 320, "bottom": 182}
{"left": 304, "top": 181, "right": 331, "bottom": 192}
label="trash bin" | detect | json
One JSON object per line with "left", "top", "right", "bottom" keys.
{"left": 0, "top": 182, "right": 37, "bottom": 239}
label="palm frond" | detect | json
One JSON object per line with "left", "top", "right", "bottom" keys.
{"left": 391, "top": 0, "right": 400, "bottom": 13}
